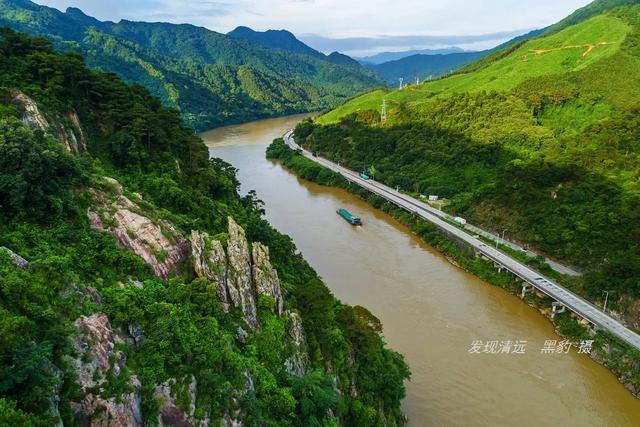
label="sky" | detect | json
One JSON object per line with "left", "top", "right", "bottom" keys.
{"left": 34, "top": 0, "right": 593, "bottom": 56}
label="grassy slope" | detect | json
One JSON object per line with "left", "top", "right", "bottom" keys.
{"left": 318, "top": 13, "right": 630, "bottom": 124}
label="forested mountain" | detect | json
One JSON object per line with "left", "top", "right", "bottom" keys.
{"left": 0, "top": 0, "right": 382, "bottom": 131}
{"left": 297, "top": 0, "right": 640, "bottom": 326}
{"left": 227, "top": 26, "right": 324, "bottom": 58}
{"left": 0, "top": 28, "right": 408, "bottom": 426}
{"left": 368, "top": 51, "right": 487, "bottom": 85}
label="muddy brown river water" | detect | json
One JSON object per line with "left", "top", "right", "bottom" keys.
{"left": 202, "top": 114, "right": 640, "bottom": 426}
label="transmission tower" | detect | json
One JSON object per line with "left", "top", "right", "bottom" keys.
{"left": 416, "top": 77, "right": 420, "bottom": 85}
{"left": 399, "top": 77, "right": 404, "bottom": 89}
{"left": 380, "top": 99, "right": 387, "bottom": 123}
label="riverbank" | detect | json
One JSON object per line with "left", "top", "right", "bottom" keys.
{"left": 266, "top": 137, "right": 640, "bottom": 399}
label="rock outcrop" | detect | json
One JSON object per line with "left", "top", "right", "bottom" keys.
{"left": 190, "top": 217, "right": 287, "bottom": 329}
{"left": 155, "top": 376, "right": 206, "bottom": 427}
{"left": 285, "top": 312, "right": 307, "bottom": 376}
{"left": 191, "top": 230, "right": 230, "bottom": 312}
{"left": 0, "top": 246, "right": 29, "bottom": 269}
{"left": 226, "top": 217, "right": 259, "bottom": 329}
{"left": 69, "top": 314, "right": 142, "bottom": 426}
{"left": 11, "top": 90, "right": 49, "bottom": 130}
{"left": 252, "top": 243, "right": 284, "bottom": 315}
{"left": 88, "top": 178, "right": 190, "bottom": 279}
{"left": 10, "top": 89, "right": 86, "bottom": 153}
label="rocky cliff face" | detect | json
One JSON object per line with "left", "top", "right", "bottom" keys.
{"left": 252, "top": 242, "right": 284, "bottom": 315}
{"left": 155, "top": 376, "right": 208, "bottom": 427}
{"left": 10, "top": 90, "right": 86, "bottom": 153}
{"left": 88, "top": 178, "right": 190, "bottom": 279}
{"left": 226, "top": 217, "right": 259, "bottom": 329}
{"left": 190, "top": 217, "right": 288, "bottom": 330}
{"left": 68, "top": 314, "right": 142, "bottom": 426}
{"left": 191, "top": 230, "right": 231, "bottom": 312}
{"left": 284, "top": 312, "right": 307, "bottom": 376}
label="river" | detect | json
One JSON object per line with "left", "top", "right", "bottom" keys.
{"left": 201, "top": 114, "right": 640, "bottom": 426}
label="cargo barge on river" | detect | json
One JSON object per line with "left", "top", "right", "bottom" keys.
{"left": 337, "top": 208, "right": 362, "bottom": 225}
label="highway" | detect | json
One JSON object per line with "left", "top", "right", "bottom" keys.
{"left": 283, "top": 130, "right": 640, "bottom": 351}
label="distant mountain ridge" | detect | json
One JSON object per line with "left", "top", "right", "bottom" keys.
{"left": 0, "top": 0, "right": 382, "bottom": 131}
{"left": 368, "top": 51, "right": 488, "bottom": 84}
{"left": 356, "top": 47, "right": 467, "bottom": 64}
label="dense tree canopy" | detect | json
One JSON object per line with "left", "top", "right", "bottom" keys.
{"left": 0, "top": 28, "right": 408, "bottom": 426}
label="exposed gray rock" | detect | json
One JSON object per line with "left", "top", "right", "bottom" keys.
{"left": 222, "top": 414, "right": 244, "bottom": 427}
{"left": 235, "top": 326, "right": 248, "bottom": 344}
{"left": 226, "top": 217, "right": 259, "bottom": 329}
{"left": 101, "top": 176, "right": 123, "bottom": 194}
{"left": 128, "top": 323, "right": 144, "bottom": 347}
{"left": 221, "top": 371, "right": 254, "bottom": 427}
{"left": 88, "top": 181, "right": 191, "bottom": 279}
{"left": 155, "top": 376, "right": 198, "bottom": 427}
{"left": 10, "top": 90, "right": 86, "bottom": 153}
{"left": 79, "top": 286, "right": 103, "bottom": 305}
{"left": 251, "top": 242, "right": 284, "bottom": 315}
{"left": 65, "top": 111, "right": 87, "bottom": 152}
{"left": 0, "top": 246, "right": 29, "bottom": 269}
{"left": 11, "top": 90, "right": 48, "bottom": 131}
{"left": 69, "top": 314, "right": 142, "bottom": 426}
{"left": 44, "top": 360, "right": 64, "bottom": 427}
{"left": 284, "top": 312, "right": 307, "bottom": 376}
{"left": 190, "top": 230, "right": 230, "bottom": 312}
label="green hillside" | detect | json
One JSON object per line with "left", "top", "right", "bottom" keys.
{"left": 319, "top": 11, "right": 632, "bottom": 124}
{"left": 0, "top": 0, "right": 382, "bottom": 131}
{"left": 0, "top": 28, "right": 408, "bottom": 425}
{"left": 297, "top": 2, "right": 640, "bottom": 321}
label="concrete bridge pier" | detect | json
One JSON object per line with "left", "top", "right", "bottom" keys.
{"left": 494, "top": 263, "right": 503, "bottom": 273}
{"left": 520, "top": 283, "right": 534, "bottom": 299}
{"left": 551, "top": 302, "right": 566, "bottom": 319}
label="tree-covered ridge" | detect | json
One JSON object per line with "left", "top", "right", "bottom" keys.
{"left": 0, "top": 0, "right": 382, "bottom": 131}
{"left": 227, "top": 26, "right": 325, "bottom": 58}
{"left": 294, "top": 3, "right": 640, "bottom": 324}
{"left": 0, "top": 28, "right": 408, "bottom": 426}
